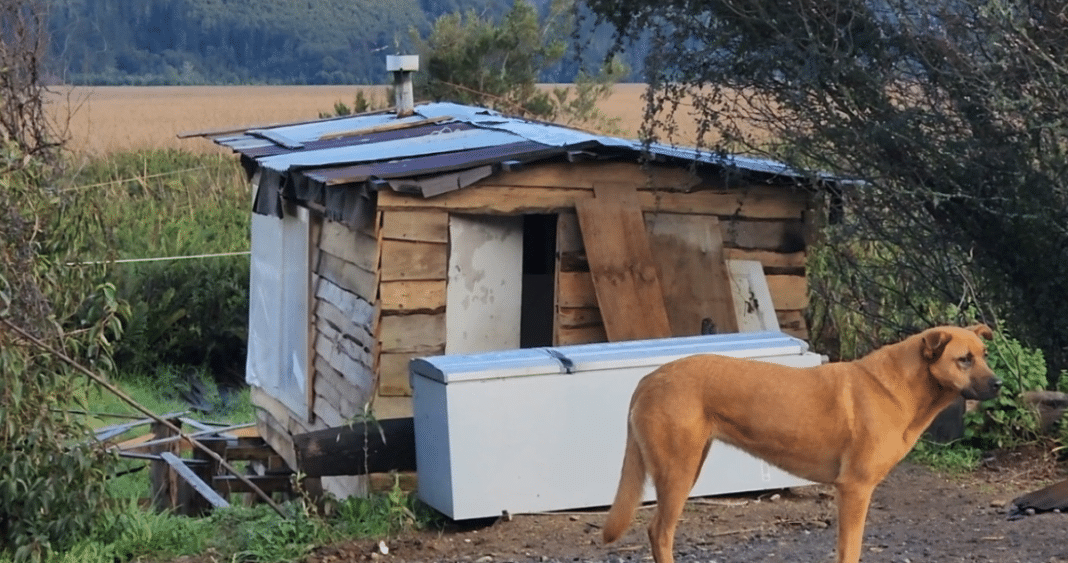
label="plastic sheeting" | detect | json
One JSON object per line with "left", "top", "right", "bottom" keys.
{"left": 247, "top": 200, "right": 310, "bottom": 415}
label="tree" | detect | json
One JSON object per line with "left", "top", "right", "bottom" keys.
{"left": 0, "top": 2, "right": 122, "bottom": 560}
{"left": 414, "top": 0, "right": 626, "bottom": 132}
{"left": 587, "top": 0, "right": 1068, "bottom": 377}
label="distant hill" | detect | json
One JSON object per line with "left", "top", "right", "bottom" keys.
{"left": 45, "top": 0, "right": 638, "bottom": 85}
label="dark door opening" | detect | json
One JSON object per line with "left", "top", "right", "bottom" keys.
{"left": 520, "top": 214, "right": 558, "bottom": 348}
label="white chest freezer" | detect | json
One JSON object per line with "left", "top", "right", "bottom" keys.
{"left": 410, "top": 331, "right": 823, "bottom": 520}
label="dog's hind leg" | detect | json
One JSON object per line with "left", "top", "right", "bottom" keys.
{"left": 644, "top": 431, "right": 713, "bottom": 563}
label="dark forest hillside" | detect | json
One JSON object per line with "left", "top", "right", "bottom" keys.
{"left": 46, "top": 0, "right": 632, "bottom": 85}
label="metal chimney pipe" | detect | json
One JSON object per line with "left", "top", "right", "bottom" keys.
{"left": 386, "top": 55, "right": 419, "bottom": 117}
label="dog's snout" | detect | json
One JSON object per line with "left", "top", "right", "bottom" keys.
{"left": 989, "top": 377, "right": 1003, "bottom": 394}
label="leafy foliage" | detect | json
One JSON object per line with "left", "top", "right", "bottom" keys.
{"left": 964, "top": 330, "right": 1048, "bottom": 449}
{"left": 61, "top": 150, "right": 251, "bottom": 382}
{"left": 414, "top": 0, "right": 626, "bottom": 131}
{"left": 588, "top": 0, "right": 1068, "bottom": 382}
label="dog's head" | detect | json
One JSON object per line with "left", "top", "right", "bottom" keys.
{"left": 920, "top": 324, "right": 1002, "bottom": 400}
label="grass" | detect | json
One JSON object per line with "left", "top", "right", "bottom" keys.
{"left": 907, "top": 440, "right": 984, "bottom": 474}
{"left": 0, "top": 475, "right": 436, "bottom": 563}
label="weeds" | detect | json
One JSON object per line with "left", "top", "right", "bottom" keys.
{"left": 907, "top": 441, "right": 983, "bottom": 474}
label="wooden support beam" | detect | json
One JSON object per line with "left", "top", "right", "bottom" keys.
{"left": 292, "top": 417, "right": 416, "bottom": 477}
{"left": 160, "top": 452, "right": 230, "bottom": 509}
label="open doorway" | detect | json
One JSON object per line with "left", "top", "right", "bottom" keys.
{"left": 521, "top": 214, "right": 557, "bottom": 348}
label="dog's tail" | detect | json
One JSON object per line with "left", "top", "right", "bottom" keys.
{"left": 603, "top": 424, "right": 645, "bottom": 544}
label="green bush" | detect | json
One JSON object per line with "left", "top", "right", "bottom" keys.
{"left": 964, "top": 330, "right": 1048, "bottom": 449}
{"left": 114, "top": 257, "right": 248, "bottom": 380}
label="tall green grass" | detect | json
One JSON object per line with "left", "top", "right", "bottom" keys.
{"left": 62, "top": 149, "right": 251, "bottom": 382}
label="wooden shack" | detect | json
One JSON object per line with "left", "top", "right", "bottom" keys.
{"left": 197, "top": 101, "right": 829, "bottom": 497}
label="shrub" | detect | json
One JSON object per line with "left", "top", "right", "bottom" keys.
{"left": 964, "top": 330, "right": 1048, "bottom": 449}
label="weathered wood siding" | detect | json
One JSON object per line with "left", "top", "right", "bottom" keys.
{"left": 376, "top": 209, "right": 448, "bottom": 399}
{"left": 310, "top": 218, "right": 378, "bottom": 426}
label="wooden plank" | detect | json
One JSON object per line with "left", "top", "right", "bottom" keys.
{"left": 477, "top": 161, "right": 700, "bottom": 190}
{"left": 556, "top": 211, "right": 583, "bottom": 253}
{"left": 557, "top": 307, "right": 603, "bottom": 328}
{"left": 149, "top": 419, "right": 181, "bottom": 511}
{"left": 316, "top": 314, "right": 373, "bottom": 367}
{"left": 723, "top": 248, "right": 807, "bottom": 271}
{"left": 766, "top": 274, "right": 810, "bottom": 310}
{"left": 315, "top": 332, "right": 372, "bottom": 379}
{"left": 556, "top": 325, "right": 608, "bottom": 346}
{"left": 253, "top": 408, "right": 298, "bottom": 471}
{"left": 319, "top": 219, "right": 378, "bottom": 272}
{"left": 380, "top": 280, "right": 447, "bottom": 313}
{"left": 316, "top": 277, "right": 376, "bottom": 331}
{"left": 378, "top": 352, "right": 425, "bottom": 397}
{"left": 119, "top": 422, "right": 257, "bottom": 453}
{"left": 378, "top": 185, "right": 589, "bottom": 213}
{"left": 720, "top": 219, "right": 807, "bottom": 252}
{"left": 556, "top": 272, "right": 597, "bottom": 308}
{"left": 726, "top": 259, "right": 780, "bottom": 332}
{"left": 292, "top": 417, "right": 417, "bottom": 477}
{"left": 317, "top": 251, "right": 377, "bottom": 301}
{"left": 315, "top": 299, "right": 374, "bottom": 347}
{"left": 307, "top": 215, "right": 323, "bottom": 424}
{"left": 311, "top": 394, "right": 348, "bottom": 428}
{"left": 576, "top": 185, "right": 672, "bottom": 341}
{"left": 646, "top": 213, "right": 738, "bottom": 335}
{"left": 379, "top": 239, "right": 447, "bottom": 281}
{"left": 159, "top": 452, "right": 230, "bottom": 509}
{"left": 318, "top": 115, "right": 453, "bottom": 141}
{"left": 378, "top": 184, "right": 806, "bottom": 219}
{"left": 310, "top": 361, "right": 365, "bottom": 417}
{"left": 314, "top": 355, "right": 371, "bottom": 400}
{"left": 378, "top": 313, "right": 446, "bottom": 353}
{"left": 380, "top": 209, "right": 449, "bottom": 243}
{"left": 776, "top": 310, "right": 809, "bottom": 339}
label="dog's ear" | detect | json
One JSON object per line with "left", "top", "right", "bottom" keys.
{"left": 922, "top": 329, "right": 952, "bottom": 362}
{"left": 966, "top": 324, "right": 994, "bottom": 340}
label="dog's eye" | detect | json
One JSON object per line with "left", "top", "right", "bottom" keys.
{"left": 958, "top": 354, "right": 974, "bottom": 368}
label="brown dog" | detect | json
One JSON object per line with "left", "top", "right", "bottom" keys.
{"left": 603, "top": 325, "right": 1002, "bottom": 563}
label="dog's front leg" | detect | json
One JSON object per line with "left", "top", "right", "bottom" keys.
{"left": 834, "top": 481, "right": 876, "bottom": 563}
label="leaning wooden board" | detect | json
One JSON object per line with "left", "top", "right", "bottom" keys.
{"left": 575, "top": 184, "right": 672, "bottom": 341}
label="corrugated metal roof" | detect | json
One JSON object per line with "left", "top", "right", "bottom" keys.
{"left": 202, "top": 101, "right": 831, "bottom": 224}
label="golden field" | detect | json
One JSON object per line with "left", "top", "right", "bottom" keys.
{"left": 45, "top": 84, "right": 722, "bottom": 155}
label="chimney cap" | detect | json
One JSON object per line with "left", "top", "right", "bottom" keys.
{"left": 386, "top": 55, "right": 419, "bottom": 72}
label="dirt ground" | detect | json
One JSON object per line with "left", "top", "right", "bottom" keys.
{"left": 302, "top": 447, "right": 1068, "bottom": 563}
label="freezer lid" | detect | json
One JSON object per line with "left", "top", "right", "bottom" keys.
{"left": 410, "top": 331, "right": 812, "bottom": 384}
